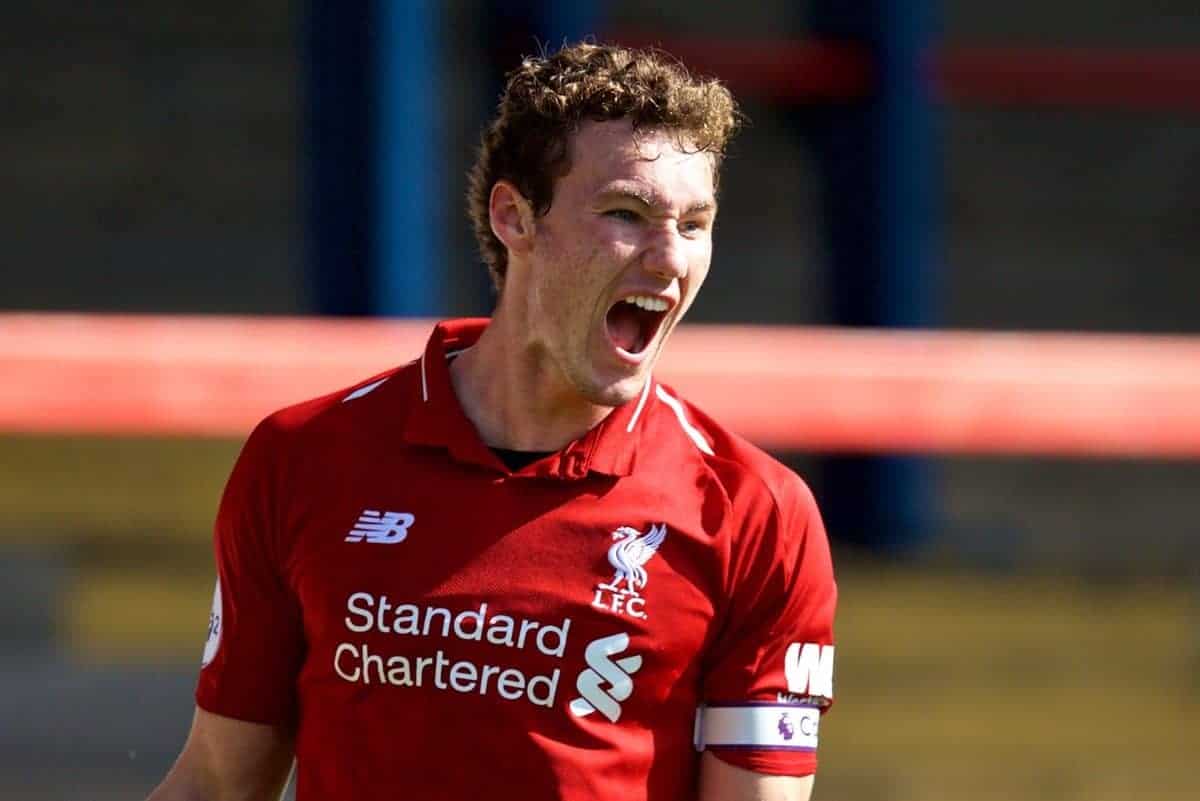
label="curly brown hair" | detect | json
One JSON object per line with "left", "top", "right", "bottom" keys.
{"left": 467, "top": 41, "right": 741, "bottom": 290}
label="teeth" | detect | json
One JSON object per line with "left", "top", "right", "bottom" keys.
{"left": 623, "top": 295, "right": 669, "bottom": 312}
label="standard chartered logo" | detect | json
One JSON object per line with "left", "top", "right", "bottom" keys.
{"left": 334, "top": 592, "right": 570, "bottom": 709}
{"left": 333, "top": 592, "right": 647, "bottom": 721}
{"left": 568, "top": 632, "right": 642, "bottom": 723}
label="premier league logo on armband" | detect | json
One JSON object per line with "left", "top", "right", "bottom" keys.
{"left": 590, "top": 523, "right": 667, "bottom": 620}
{"left": 777, "top": 712, "right": 795, "bottom": 741}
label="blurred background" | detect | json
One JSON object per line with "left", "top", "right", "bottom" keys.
{"left": 2, "top": 1, "right": 1198, "bottom": 799}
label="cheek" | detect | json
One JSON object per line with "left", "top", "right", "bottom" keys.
{"left": 598, "top": 221, "right": 642, "bottom": 255}
{"left": 532, "top": 247, "right": 593, "bottom": 331}
{"left": 532, "top": 219, "right": 623, "bottom": 326}
{"left": 685, "top": 244, "right": 713, "bottom": 289}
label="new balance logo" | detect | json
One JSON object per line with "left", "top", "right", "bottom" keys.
{"left": 568, "top": 632, "right": 642, "bottom": 723}
{"left": 345, "top": 510, "right": 415, "bottom": 544}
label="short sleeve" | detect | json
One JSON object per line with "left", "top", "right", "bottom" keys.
{"left": 699, "top": 476, "right": 837, "bottom": 777}
{"left": 195, "top": 418, "right": 305, "bottom": 725}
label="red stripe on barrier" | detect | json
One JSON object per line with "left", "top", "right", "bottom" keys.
{"left": 610, "top": 32, "right": 1200, "bottom": 112}
{"left": 3, "top": 314, "right": 1199, "bottom": 457}
{"left": 607, "top": 34, "right": 874, "bottom": 101}
{"left": 939, "top": 47, "right": 1200, "bottom": 112}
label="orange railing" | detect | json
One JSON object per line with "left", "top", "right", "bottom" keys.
{"left": 3, "top": 313, "right": 1199, "bottom": 456}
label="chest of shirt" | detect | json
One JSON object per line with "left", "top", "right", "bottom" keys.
{"left": 276, "top": 456, "right": 731, "bottom": 718}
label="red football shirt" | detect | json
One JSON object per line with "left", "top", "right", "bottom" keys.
{"left": 196, "top": 318, "right": 837, "bottom": 800}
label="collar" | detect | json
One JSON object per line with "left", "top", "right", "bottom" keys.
{"left": 401, "top": 318, "right": 652, "bottom": 479}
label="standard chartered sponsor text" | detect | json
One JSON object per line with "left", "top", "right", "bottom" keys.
{"left": 335, "top": 592, "right": 570, "bottom": 708}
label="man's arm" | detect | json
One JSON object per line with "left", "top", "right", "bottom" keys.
{"left": 698, "top": 752, "right": 815, "bottom": 801}
{"left": 146, "top": 707, "right": 295, "bottom": 801}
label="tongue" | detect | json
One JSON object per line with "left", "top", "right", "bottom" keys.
{"left": 606, "top": 303, "right": 644, "bottom": 353}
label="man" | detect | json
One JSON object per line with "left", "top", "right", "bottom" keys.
{"left": 149, "top": 42, "right": 836, "bottom": 801}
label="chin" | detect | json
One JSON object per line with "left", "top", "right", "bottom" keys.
{"left": 575, "top": 371, "right": 647, "bottom": 409}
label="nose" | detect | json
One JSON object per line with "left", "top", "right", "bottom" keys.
{"left": 641, "top": 225, "right": 689, "bottom": 282}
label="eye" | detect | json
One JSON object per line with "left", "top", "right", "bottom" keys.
{"left": 604, "top": 208, "right": 640, "bottom": 223}
{"left": 680, "top": 218, "right": 709, "bottom": 236}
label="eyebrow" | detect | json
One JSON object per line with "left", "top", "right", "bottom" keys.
{"left": 595, "top": 187, "right": 716, "bottom": 216}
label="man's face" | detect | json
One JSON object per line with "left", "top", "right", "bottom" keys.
{"left": 513, "top": 119, "right": 718, "bottom": 408}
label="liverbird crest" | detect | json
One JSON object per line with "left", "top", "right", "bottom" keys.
{"left": 603, "top": 523, "right": 667, "bottom": 595}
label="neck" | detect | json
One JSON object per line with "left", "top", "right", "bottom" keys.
{"left": 449, "top": 309, "right": 612, "bottom": 451}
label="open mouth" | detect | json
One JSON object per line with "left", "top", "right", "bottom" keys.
{"left": 604, "top": 295, "right": 670, "bottom": 357}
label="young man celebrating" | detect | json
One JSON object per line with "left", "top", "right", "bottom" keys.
{"left": 149, "top": 43, "right": 836, "bottom": 801}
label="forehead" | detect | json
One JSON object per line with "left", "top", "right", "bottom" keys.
{"left": 561, "top": 119, "right": 716, "bottom": 205}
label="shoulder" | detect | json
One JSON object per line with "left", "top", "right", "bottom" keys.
{"left": 648, "top": 381, "right": 819, "bottom": 527}
{"left": 647, "top": 382, "right": 831, "bottom": 602}
{"left": 217, "top": 362, "right": 419, "bottom": 553}
{"left": 240, "top": 361, "right": 418, "bottom": 461}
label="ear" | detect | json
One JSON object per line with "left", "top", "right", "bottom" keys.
{"left": 489, "top": 180, "right": 536, "bottom": 257}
